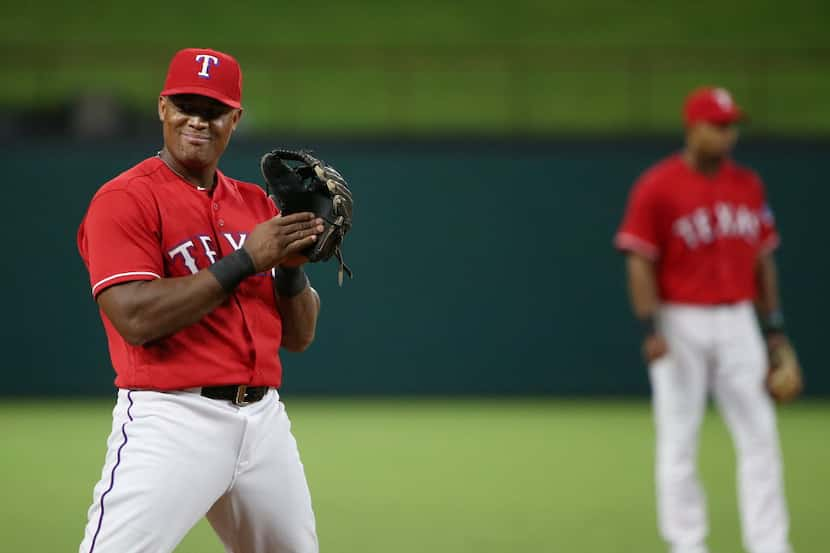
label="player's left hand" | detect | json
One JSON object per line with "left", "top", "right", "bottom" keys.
{"left": 766, "top": 333, "right": 803, "bottom": 403}
{"left": 261, "top": 149, "right": 353, "bottom": 285}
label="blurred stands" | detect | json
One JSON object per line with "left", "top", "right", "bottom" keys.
{"left": 3, "top": 43, "right": 828, "bottom": 137}
{"left": 2, "top": 0, "right": 828, "bottom": 137}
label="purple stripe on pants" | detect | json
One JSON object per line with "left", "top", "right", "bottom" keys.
{"left": 88, "top": 390, "right": 135, "bottom": 553}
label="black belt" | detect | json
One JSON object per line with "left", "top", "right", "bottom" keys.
{"left": 200, "top": 385, "right": 269, "bottom": 406}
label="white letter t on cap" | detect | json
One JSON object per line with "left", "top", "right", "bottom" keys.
{"left": 195, "top": 54, "right": 219, "bottom": 78}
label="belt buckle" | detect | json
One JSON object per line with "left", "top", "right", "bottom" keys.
{"left": 234, "top": 385, "right": 249, "bottom": 406}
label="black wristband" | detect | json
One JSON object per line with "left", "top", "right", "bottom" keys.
{"left": 275, "top": 265, "right": 309, "bottom": 297}
{"left": 207, "top": 248, "right": 256, "bottom": 293}
{"left": 761, "top": 310, "right": 785, "bottom": 335}
{"left": 640, "top": 316, "right": 657, "bottom": 337}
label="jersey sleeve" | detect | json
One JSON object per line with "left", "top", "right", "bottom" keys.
{"left": 614, "top": 175, "right": 662, "bottom": 259}
{"left": 755, "top": 175, "right": 780, "bottom": 254}
{"left": 78, "top": 188, "right": 164, "bottom": 297}
{"left": 267, "top": 192, "right": 279, "bottom": 217}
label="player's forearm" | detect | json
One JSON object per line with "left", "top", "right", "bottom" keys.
{"left": 97, "top": 271, "right": 228, "bottom": 346}
{"left": 278, "top": 286, "right": 320, "bottom": 352}
{"left": 626, "top": 253, "right": 661, "bottom": 321}
{"left": 755, "top": 253, "right": 781, "bottom": 318}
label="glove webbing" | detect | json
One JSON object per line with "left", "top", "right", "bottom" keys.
{"left": 316, "top": 213, "right": 352, "bottom": 286}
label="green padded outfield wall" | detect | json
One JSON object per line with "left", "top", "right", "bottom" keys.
{"left": 3, "top": 138, "right": 826, "bottom": 396}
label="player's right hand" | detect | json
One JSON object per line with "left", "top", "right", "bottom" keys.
{"left": 642, "top": 334, "right": 668, "bottom": 363}
{"left": 243, "top": 212, "right": 324, "bottom": 272}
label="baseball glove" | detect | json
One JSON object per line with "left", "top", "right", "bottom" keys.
{"left": 260, "top": 149, "right": 353, "bottom": 285}
{"left": 766, "top": 338, "right": 803, "bottom": 403}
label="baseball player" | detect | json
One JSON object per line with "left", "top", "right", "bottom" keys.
{"left": 77, "top": 48, "right": 325, "bottom": 552}
{"left": 615, "top": 87, "right": 796, "bottom": 553}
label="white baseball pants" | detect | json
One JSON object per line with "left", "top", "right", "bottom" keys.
{"left": 78, "top": 388, "right": 318, "bottom": 553}
{"left": 650, "top": 302, "right": 793, "bottom": 553}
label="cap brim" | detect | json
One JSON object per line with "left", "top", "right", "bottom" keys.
{"left": 711, "top": 107, "right": 745, "bottom": 124}
{"left": 160, "top": 86, "right": 241, "bottom": 109}
{"left": 687, "top": 110, "right": 746, "bottom": 128}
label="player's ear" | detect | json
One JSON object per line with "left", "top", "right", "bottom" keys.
{"left": 230, "top": 108, "right": 243, "bottom": 132}
{"left": 158, "top": 96, "right": 166, "bottom": 122}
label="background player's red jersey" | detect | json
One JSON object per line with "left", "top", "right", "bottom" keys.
{"left": 615, "top": 154, "right": 779, "bottom": 305}
{"left": 78, "top": 156, "right": 284, "bottom": 390}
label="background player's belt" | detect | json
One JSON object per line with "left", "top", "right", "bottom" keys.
{"left": 201, "top": 385, "right": 269, "bottom": 406}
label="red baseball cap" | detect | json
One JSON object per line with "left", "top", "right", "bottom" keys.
{"left": 683, "top": 87, "right": 743, "bottom": 127}
{"left": 160, "top": 48, "right": 242, "bottom": 108}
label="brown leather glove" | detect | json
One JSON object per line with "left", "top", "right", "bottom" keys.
{"left": 766, "top": 336, "right": 803, "bottom": 403}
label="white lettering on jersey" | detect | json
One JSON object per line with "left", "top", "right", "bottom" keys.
{"left": 673, "top": 203, "right": 762, "bottom": 249}
{"left": 692, "top": 208, "right": 713, "bottom": 244}
{"left": 168, "top": 241, "right": 199, "bottom": 274}
{"left": 223, "top": 233, "right": 247, "bottom": 251}
{"left": 199, "top": 236, "right": 217, "bottom": 264}
{"left": 674, "top": 217, "right": 698, "bottom": 249}
{"left": 715, "top": 202, "right": 735, "bottom": 236}
{"left": 195, "top": 54, "right": 219, "bottom": 78}
{"left": 735, "top": 205, "right": 760, "bottom": 239}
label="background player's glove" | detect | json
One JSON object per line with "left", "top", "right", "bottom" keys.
{"left": 261, "top": 149, "right": 353, "bottom": 285}
{"left": 766, "top": 337, "right": 803, "bottom": 403}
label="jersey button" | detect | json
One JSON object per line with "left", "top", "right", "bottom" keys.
{"left": 213, "top": 202, "right": 219, "bottom": 211}
{"left": 218, "top": 219, "right": 225, "bottom": 227}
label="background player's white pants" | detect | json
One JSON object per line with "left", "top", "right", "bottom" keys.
{"left": 78, "top": 388, "right": 318, "bottom": 553}
{"left": 650, "top": 302, "right": 792, "bottom": 553}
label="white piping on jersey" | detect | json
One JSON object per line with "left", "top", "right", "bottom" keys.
{"left": 760, "top": 234, "right": 781, "bottom": 254}
{"left": 615, "top": 232, "right": 658, "bottom": 260}
{"left": 91, "top": 271, "right": 162, "bottom": 296}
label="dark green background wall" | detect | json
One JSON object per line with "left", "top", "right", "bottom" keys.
{"left": 3, "top": 137, "right": 826, "bottom": 396}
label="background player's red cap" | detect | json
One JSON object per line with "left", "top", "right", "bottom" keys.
{"left": 160, "top": 48, "right": 242, "bottom": 108}
{"left": 683, "top": 87, "right": 743, "bottom": 127}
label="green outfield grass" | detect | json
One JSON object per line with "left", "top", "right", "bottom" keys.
{"left": 1, "top": 399, "right": 827, "bottom": 552}
{"left": 3, "top": 0, "right": 829, "bottom": 133}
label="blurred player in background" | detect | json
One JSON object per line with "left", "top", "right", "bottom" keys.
{"left": 77, "top": 48, "right": 324, "bottom": 552}
{"left": 614, "top": 87, "right": 795, "bottom": 553}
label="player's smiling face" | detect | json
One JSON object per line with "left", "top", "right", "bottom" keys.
{"left": 158, "top": 94, "right": 242, "bottom": 169}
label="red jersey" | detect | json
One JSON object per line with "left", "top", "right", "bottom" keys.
{"left": 78, "top": 156, "right": 284, "bottom": 390}
{"left": 614, "top": 154, "right": 779, "bottom": 305}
